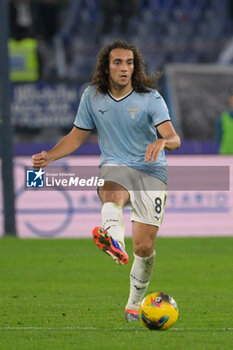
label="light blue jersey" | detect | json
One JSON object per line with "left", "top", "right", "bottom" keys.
{"left": 74, "top": 86, "right": 170, "bottom": 183}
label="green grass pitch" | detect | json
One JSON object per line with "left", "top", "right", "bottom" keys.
{"left": 0, "top": 237, "right": 232, "bottom": 350}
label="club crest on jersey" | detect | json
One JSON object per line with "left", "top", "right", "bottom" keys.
{"left": 126, "top": 108, "right": 139, "bottom": 119}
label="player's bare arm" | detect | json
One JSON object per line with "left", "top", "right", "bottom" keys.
{"left": 145, "top": 121, "right": 181, "bottom": 163}
{"left": 32, "top": 127, "right": 91, "bottom": 169}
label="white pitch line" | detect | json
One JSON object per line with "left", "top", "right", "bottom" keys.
{"left": 0, "top": 327, "right": 232, "bottom": 332}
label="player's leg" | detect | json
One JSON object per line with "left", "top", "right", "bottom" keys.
{"left": 92, "top": 181, "right": 130, "bottom": 265}
{"left": 125, "top": 222, "right": 158, "bottom": 321}
{"left": 125, "top": 185, "right": 167, "bottom": 321}
{"left": 99, "top": 181, "right": 129, "bottom": 248}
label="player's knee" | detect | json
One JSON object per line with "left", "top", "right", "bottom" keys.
{"left": 134, "top": 242, "right": 154, "bottom": 257}
{"left": 101, "top": 192, "right": 125, "bottom": 207}
{"left": 98, "top": 185, "right": 129, "bottom": 207}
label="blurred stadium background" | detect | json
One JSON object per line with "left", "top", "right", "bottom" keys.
{"left": 0, "top": 0, "right": 233, "bottom": 238}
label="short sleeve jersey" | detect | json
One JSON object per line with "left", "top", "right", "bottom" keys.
{"left": 74, "top": 86, "right": 171, "bottom": 183}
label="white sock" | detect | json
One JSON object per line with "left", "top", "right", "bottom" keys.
{"left": 101, "top": 202, "right": 125, "bottom": 248}
{"left": 125, "top": 251, "right": 155, "bottom": 310}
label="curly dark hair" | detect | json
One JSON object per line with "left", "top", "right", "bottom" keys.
{"left": 91, "top": 39, "right": 161, "bottom": 94}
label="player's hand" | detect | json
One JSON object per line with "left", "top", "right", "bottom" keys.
{"left": 145, "top": 139, "right": 166, "bottom": 163}
{"left": 32, "top": 151, "right": 49, "bottom": 169}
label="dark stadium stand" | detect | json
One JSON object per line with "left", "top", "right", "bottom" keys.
{"left": 50, "top": 0, "right": 232, "bottom": 81}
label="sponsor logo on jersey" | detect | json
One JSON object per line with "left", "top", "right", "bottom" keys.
{"left": 98, "top": 109, "right": 108, "bottom": 114}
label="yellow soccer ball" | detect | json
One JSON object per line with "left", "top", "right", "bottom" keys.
{"left": 139, "top": 292, "right": 179, "bottom": 330}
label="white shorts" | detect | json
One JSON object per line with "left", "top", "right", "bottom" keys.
{"left": 98, "top": 165, "right": 167, "bottom": 227}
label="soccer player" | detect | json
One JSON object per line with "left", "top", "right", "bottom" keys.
{"left": 32, "top": 40, "right": 181, "bottom": 322}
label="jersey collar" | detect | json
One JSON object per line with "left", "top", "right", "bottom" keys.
{"left": 108, "top": 89, "right": 133, "bottom": 102}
